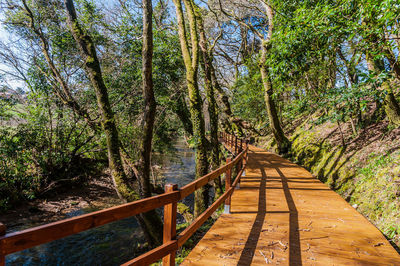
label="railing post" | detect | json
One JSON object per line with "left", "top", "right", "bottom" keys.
{"left": 162, "top": 184, "right": 178, "bottom": 266}
{"left": 235, "top": 136, "right": 238, "bottom": 155}
{"left": 239, "top": 139, "right": 243, "bottom": 153}
{"left": 241, "top": 142, "right": 248, "bottom": 178}
{"left": 0, "top": 223, "right": 5, "bottom": 266}
{"left": 224, "top": 158, "right": 232, "bottom": 214}
{"left": 244, "top": 141, "right": 248, "bottom": 169}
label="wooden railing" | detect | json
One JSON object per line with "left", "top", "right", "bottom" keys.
{"left": 0, "top": 133, "right": 248, "bottom": 266}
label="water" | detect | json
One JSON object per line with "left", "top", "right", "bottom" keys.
{"left": 5, "top": 140, "right": 196, "bottom": 266}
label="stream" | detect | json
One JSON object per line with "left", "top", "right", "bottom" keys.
{"left": 5, "top": 140, "right": 196, "bottom": 266}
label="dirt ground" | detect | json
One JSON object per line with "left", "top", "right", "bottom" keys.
{"left": 0, "top": 173, "right": 123, "bottom": 233}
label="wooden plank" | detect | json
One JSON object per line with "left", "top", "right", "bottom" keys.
{"left": 162, "top": 184, "right": 178, "bottom": 266}
{"left": 0, "top": 191, "right": 180, "bottom": 255}
{"left": 121, "top": 240, "right": 178, "bottom": 266}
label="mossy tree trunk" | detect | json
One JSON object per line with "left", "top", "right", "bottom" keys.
{"left": 383, "top": 48, "right": 400, "bottom": 126}
{"left": 172, "top": 93, "right": 194, "bottom": 136}
{"left": 210, "top": 64, "right": 234, "bottom": 133}
{"left": 259, "top": 3, "right": 291, "bottom": 155}
{"left": 172, "top": 0, "right": 209, "bottom": 217}
{"left": 197, "top": 13, "right": 223, "bottom": 198}
{"left": 136, "top": 0, "right": 163, "bottom": 246}
{"left": 383, "top": 84, "right": 400, "bottom": 126}
{"left": 64, "top": 0, "right": 161, "bottom": 246}
{"left": 366, "top": 52, "right": 400, "bottom": 126}
{"left": 363, "top": 18, "right": 400, "bottom": 126}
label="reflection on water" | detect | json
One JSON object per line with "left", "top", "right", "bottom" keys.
{"left": 6, "top": 140, "right": 195, "bottom": 265}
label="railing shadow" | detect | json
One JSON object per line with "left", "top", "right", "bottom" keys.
{"left": 237, "top": 153, "right": 302, "bottom": 266}
{"left": 237, "top": 160, "right": 266, "bottom": 266}
{"left": 275, "top": 165, "right": 302, "bottom": 266}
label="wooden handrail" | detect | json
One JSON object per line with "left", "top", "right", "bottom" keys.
{"left": 0, "top": 191, "right": 180, "bottom": 255}
{"left": 0, "top": 132, "right": 248, "bottom": 266}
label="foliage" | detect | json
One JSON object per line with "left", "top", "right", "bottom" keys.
{"left": 0, "top": 90, "right": 99, "bottom": 211}
{"left": 231, "top": 58, "right": 267, "bottom": 126}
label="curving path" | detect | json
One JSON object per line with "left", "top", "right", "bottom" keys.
{"left": 182, "top": 145, "right": 400, "bottom": 265}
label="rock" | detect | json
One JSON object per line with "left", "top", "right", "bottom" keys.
{"left": 352, "top": 204, "right": 358, "bottom": 209}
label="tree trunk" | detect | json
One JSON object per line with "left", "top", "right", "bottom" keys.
{"left": 210, "top": 64, "right": 234, "bottom": 133}
{"left": 383, "top": 47, "right": 400, "bottom": 125}
{"left": 172, "top": 0, "right": 209, "bottom": 217}
{"left": 136, "top": 0, "right": 163, "bottom": 246}
{"left": 260, "top": 44, "right": 291, "bottom": 154}
{"left": 366, "top": 51, "right": 400, "bottom": 126}
{"left": 363, "top": 17, "right": 400, "bottom": 125}
{"left": 172, "top": 93, "right": 194, "bottom": 136}
{"left": 64, "top": 0, "right": 161, "bottom": 246}
{"left": 197, "top": 13, "right": 223, "bottom": 198}
{"left": 259, "top": 1, "right": 291, "bottom": 154}
{"left": 384, "top": 90, "right": 400, "bottom": 126}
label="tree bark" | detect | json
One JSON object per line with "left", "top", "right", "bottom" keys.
{"left": 260, "top": 50, "right": 291, "bottom": 154}
{"left": 383, "top": 47, "right": 400, "bottom": 126}
{"left": 172, "top": 0, "right": 209, "bottom": 217}
{"left": 197, "top": 12, "right": 223, "bottom": 198}
{"left": 137, "top": 0, "right": 163, "bottom": 246}
{"left": 210, "top": 64, "right": 235, "bottom": 133}
{"left": 363, "top": 17, "right": 400, "bottom": 125}
{"left": 172, "top": 93, "right": 194, "bottom": 136}
{"left": 259, "top": 2, "right": 291, "bottom": 154}
{"left": 65, "top": 0, "right": 134, "bottom": 201}
{"left": 365, "top": 51, "right": 400, "bottom": 126}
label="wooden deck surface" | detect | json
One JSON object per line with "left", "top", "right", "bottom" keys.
{"left": 182, "top": 145, "right": 400, "bottom": 265}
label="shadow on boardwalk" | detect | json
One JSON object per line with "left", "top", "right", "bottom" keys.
{"left": 237, "top": 152, "right": 302, "bottom": 266}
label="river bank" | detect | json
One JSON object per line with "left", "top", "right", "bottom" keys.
{"left": 2, "top": 140, "right": 198, "bottom": 265}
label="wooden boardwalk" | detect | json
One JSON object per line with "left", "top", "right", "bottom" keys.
{"left": 182, "top": 145, "right": 400, "bottom": 265}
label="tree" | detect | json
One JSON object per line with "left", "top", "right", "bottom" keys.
{"left": 216, "top": 0, "right": 291, "bottom": 154}
{"left": 197, "top": 8, "right": 222, "bottom": 197}
{"left": 136, "top": 0, "right": 163, "bottom": 245}
{"left": 172, "top": 0, "right": 210, "bottom": 217}
{"left": 64, "top": 0, "right": 161, "bottom": 246}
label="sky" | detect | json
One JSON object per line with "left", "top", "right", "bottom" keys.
{"left": 0, "top": 18, "right": 25, "bottom": 91}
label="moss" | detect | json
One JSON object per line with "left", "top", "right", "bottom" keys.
{"left": 86, "top": 55, "right": 95, "bottom": 64}
{"left": 177, "top": 202, "right": 193, "bottom": 223}
{"left": 347, "top": 153, "right": 400, "bottom": 247}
